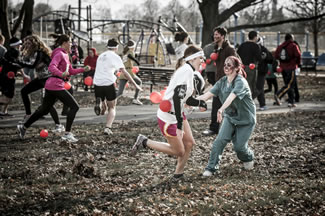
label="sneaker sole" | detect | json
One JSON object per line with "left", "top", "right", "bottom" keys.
{"left": 130, "top": 135, "right": 144, "bottom": 156}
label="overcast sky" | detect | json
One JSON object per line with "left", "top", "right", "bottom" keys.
{"left": 11, "top": 0, "right": 191, "bottom": 17}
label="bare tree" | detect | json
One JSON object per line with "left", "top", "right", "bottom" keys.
{"left": 0, "top": 0, "right": 12, "bottom": 47}
{"left": 197, "top": 0, "right": 264, "bottom": 46}
{"left": 286, "top": 0, "right": 325, "bottom": 56}
{"left": 11, "top": 0, "right": 34, "bottom": 39}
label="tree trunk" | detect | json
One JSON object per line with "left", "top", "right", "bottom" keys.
{"left": 199, "top": 0, "right": 220, "bottom": 47}
{"left": 21, "top": 0, "right": 34, "bottom": 38}
{"left": 0, "top": 0, "right": 12, "bottom": 47}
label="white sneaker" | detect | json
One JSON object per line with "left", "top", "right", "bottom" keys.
{"left": 104, "top": 127, "right": 113, "bottom": 135}
{"left": 132, "top": 99, "right": 143, "bottom": 105}
{"left": 243, "top": 161, "right": 254, "bottom": 170}
{"left": 202, "top": 170, "right": 213, "bottom": 177}
{"left": 53, "top": 124, "right": 65, "bottom": 133}
{"left": 62, "top": 132, "right": 78, "bottom": 143}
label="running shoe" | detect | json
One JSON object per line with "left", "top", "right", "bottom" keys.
{"left": 104, "top": 127, "right": 113, "bottom": 135}
{"left": 62, "top": 132, "right": 78, "bottom": 143}
{"left": 243, "top": 161, "right": 254, "bottom": 170}
{"left": 17, "top": 124, "right": 26, "bottom": 140}
{"left": 129, "top": 134, "right": 147, "bottom": 156}
{"left": 94, "top": 97, "right": 101, "bottom": 116}
{"left": 53, "top": 124, "right": 65, "bottom": 133}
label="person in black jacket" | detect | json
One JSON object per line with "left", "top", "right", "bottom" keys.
{"left": 256, "top": 37, "right": 273, "bottom": 110}
{"left": 18, "top": 35, "right": 64, "bottom": 132}
{"left": 0, "top": 37, "right": 23, "bottom": 116}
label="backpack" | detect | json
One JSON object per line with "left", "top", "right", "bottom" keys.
{"left": 279, "top": 44, "right": 290, "bottom": 62}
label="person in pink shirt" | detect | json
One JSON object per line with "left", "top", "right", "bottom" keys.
{"left": 17, "top": 34, "right": 90, "bottom": 142}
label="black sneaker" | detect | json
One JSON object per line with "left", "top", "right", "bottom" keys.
{"left": 129, "top": 134, "right": 147, "bottom": 156}
{"left": 94, "top": 97, "right": 101, "bottom": 116}
{"left": 17, "top": 124, "right": 26, "bottom": 140}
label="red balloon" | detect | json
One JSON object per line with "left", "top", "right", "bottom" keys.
{"left": 23, "top": 77, "right": 30, "bottom": 85}
{"left": 201, "top": 62, "right": 206, "bottom": 69}
{"left": 150, "top": 91, "right": 162, "bottom": 104}
{"left": 84, "top": 76, "right": 93, "bottom": 86}
{"left": 159, "top": 100, "right": 172, "bottom": 112}
{"left": 276, "top": 67, "right": 283, "bottom": 73}
{"left": 249, "top": 64, "right": 255, "bottom": 70}
{"left": 210, "top": 52, "right": 218, "bottom": 61}
{"left": 160, "top": 90, "right": 166, "bottom": 98}
{"left": 7, "top": 71, "right": 15, "bottom": 79}
{"left": 206, "top": 59, "right": 211, "bottom": 65}
{"left": 40, "top": 129, "right": 48, "bottom": 138}
{"left": 116, "top": 72, "right": 121, "bottom": 77}
{"left": 132, "top": 66, "right": 139, "bottom": 73}
{"left": 64, "top": 82, "right": 71, "bottom": 90}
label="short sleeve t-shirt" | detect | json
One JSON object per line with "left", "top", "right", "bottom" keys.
{"left": 93, "top": 50, "right": 125, "bottom": 86}
{"left": 210, "top": 75, "right": 256, "bottom": 125}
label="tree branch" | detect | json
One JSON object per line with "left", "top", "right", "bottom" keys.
{"left": 11, "top": 2, "right": 25, "bottom": 35}
{"left": 227, "top": 13, "right": 325, "bottom": 32}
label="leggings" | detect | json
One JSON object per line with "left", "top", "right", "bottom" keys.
{"left": 24, "top": 89, "right": 79, "bottom": 132}
{"left": 117, "top": 76, "right": 142, "bottom": 99}
{"left": 21, "top": 78, "right": 59, "bottom": 124}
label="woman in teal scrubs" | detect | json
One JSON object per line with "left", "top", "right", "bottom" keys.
{"left": 198, "top": 56, "right": 256, "bottom": 176}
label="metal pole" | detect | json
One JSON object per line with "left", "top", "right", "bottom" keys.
{"left": 78, "top": 0, "right": 81, "bottom": 45}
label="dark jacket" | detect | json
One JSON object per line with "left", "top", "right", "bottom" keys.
{"left": 275, "top": 40, "right": 301, "bottom": 70}
{"left": 258, "top": 45, "right": 273, "bottom": 76}
{"left": 237, "top": 41, "right": 262, "bottom": 65}
{"left": 20, "top": 50, "right": 52, "bottom": 79}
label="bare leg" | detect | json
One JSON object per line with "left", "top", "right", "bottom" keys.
{"left": 175, "top": 120, "right": 195, "bottom": 174}
{"left": 105, "top": 99, "right": 116, "bottom": 128}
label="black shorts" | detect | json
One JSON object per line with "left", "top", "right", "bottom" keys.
{"left": 94, "top": 84, "right": 116, "bottom": 101}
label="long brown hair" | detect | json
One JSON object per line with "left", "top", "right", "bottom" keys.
{"left": 175, "top": 45, "right": 202, "bottom": 70}
{"left": 22, "top": 35, "right": 51, "bottom": 57}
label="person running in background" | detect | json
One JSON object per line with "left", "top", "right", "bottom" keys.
{"left": 264, "top": 50, "right": 279, "bottom": 105}
{"left": 83, "top": 47, "right": 98, "bottom": 91}
{"left": 174, "top": 32, "right": 189, "bottom": 60}
{"left": 93, "top": 38, "right": 142, "bottom": 135}
{"left": 237, "top": 31, "right": 262, "bottom": 99}
{"left": 17, "top": 34, "right": 91, "bottom": 142}
{"left": 116, "top": 40, "right": 143, "bottom": 105}
{"left": 130, "top": 45, "right": 207, "bottom": 182}
{"left": 197, "top": 56, "right": 256, "bottom": 176}
{"left": 274, "top": 33, "right": 301, "bottom": 108}
{"left": 0, "top": 37, "right": 24, "bottom": 116}
{"left": 18, "top": 35, "right": 64, "bottom": 132}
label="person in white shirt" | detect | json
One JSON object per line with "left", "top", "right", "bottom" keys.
{"left": 130, "top": 45, "right": 207, "bottom": 182}
{"left": 93, "top": 38, "right": 142, "bottom": 135}
{"left": 174, "top": 32, "right": 189, "bottom": 61}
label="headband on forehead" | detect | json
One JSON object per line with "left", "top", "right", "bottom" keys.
{"left": 107, "top": 45, "right": 118, "bottom": 49}
{"left": 184, "top": 51, "right": 204, "bottom": 62}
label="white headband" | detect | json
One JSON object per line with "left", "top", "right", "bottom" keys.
{"left": 107, "top": 45, "right": 118, "bottom": 49}
{"left": 10, "top": 40, "right": 22, "bottom": 47}
{"left": 184, "top": 51, "right": 204, "bottom": 61}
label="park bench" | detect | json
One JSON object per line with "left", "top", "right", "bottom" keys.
{"left": 137, "top": 66, "right": 175, "bottom": 92}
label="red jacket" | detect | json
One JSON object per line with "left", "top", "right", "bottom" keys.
{"left": 275, "top": 40, "right": 301, "bottom": 70}
{"left": 84, "top": 48, "right": 98, "bottom": 70}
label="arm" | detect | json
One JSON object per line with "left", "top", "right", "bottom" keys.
{"left": 48, "top": 53, "right": 66, "bottom": 77}
{"left": 120, "top": 68, "right": 142, "bottom": 91}
{"left": 197, "top": 90, "right": 214, "bottom": 101}
{"left": 217, "top": 93, "right": 237, "bottom": 123}
{"left": 127, "top": 54, "right": 140, "bottom": 65}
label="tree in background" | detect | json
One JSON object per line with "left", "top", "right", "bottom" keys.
{"left": 197, "top": 0, "right": 264, "bottom": 47}
{"left": 0, "top": 0, "right": 12, "bottom": 46}
{"left": 286, "top": 0, "right": 325, "bottom": 56}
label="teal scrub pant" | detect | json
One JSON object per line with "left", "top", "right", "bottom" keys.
{"left": 205, "top": 117, "right": 255, "bottom": 172}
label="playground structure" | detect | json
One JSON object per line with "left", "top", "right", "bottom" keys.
{"left": 32, "top": 4, "right": 195, "bottom": 68}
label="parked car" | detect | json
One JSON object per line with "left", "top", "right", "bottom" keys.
{"left": 316, "top": 53, "right": 325, "bottom": 71}
{"left": 301, "top": 51, "right": 316, "bottom": 70}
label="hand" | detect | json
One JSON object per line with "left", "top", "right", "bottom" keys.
{"left": 176, "top": 129, "right": 184, "bottom": 139}
{"left": 84, "top": 65, "right": 91, "bottom": 72}
{"left": 217, "top": 109, "right": 223, "bottom": 123}
{"left": 199, "top": 106, "right": 207, "bottom": 112}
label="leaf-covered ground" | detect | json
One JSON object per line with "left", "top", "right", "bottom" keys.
{"left": 0, "top": 110, "right": 324, "bottom": 215}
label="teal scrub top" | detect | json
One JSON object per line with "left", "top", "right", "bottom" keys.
{"left": 210, "top": 75, "right": 256, "bottom": 125}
